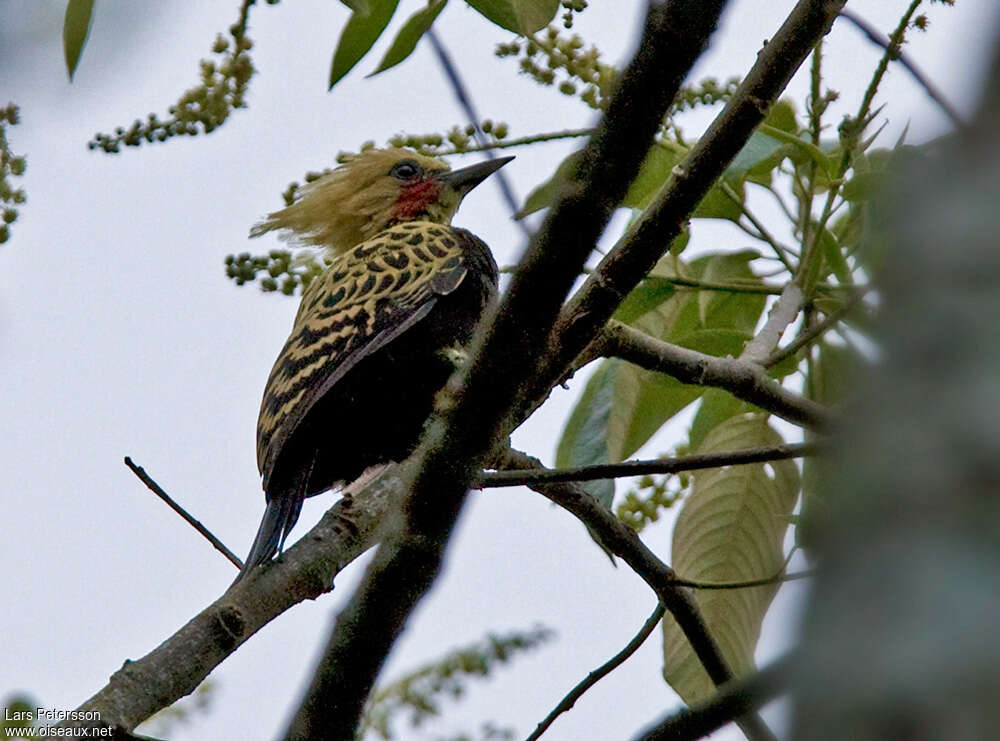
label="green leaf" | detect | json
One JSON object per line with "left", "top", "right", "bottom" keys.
{"left": 370, "top": 0, "right": 447, "bottom": 76}
{"left": 517, "top": 151, "right": 580, "bottom": 218}
{"left": 663, "top": 415, "right": 800, "bottom": 703}
{"left": 560, "top": 251, "right": 767, "bottom": 468}
{"left": 688, "top": 251, "right": 766, "bottom": 332}
{"left": 614, "top": 279, "right": 677, "bottom": 325}
{"left": 764, "top": 98, "right": 798, "bottom": 133}
{"left": 693, "top": 177, "right": 743, "bottom": 221}
{"left": 809, "top": 340, "right": 856, "bottom": 406}
{"left": 467, "top": 0, "right": 558, "bottom": 33}
{"left": 621, "top": 142, "right": 743, "bottom": 222}
{"left": 609, "top": 328, "right": 751, "bottom": 461}
{"left": 816, "top": 225, "right": 853, "bottom": 285}
{"left": 514, "top": 0, "right": 561, "bottom": 33}
{"left": 758, "top": 123, "right": 834, "bottom": 178}
{"left": 798, "top": 342, "right": 856, "bottom": 551}
{"left": 339, "top": 0, "right": 371, "bottom": 14}
{"left": 842, "top": 170, "right": 887, "bottom": 202}
{"left": 688, "top": 389, "right": 751, "bottom": 450}
{"left": 726, "top": 131, "right": 786, "bottom": 179}
{"left": 622, "top": 144, "right": 683, "bottom": 210}
{"left": 609, "top": 365, "right": 703, "bottom": 462}
{"left": 555, "top": 361, "right": 617, "bottom": 509}
{"left": 63, "top": 0, "right": 95, "bottom": 81}
{"left": 329, "top": 0, "right": 401, "bottom": 89}
{"left": 523, "top": 143, "right": 740, "bottom": 223}
{"left": 466, "top": 0, "right": 519, "bottom": 33}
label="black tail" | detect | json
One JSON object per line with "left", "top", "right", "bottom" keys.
{"left": 233, "top": 493, "right": 304, "bottom": 583}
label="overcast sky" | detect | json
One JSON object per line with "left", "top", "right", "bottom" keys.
{"left": 2, "top": 1, "right": 998, "bottom": 739}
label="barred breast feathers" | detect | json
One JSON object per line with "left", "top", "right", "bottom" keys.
{"left": 256, "top": 222, "right": 470, "bottom": 480}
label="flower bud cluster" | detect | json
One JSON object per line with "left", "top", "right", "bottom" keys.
{"left": 497, "top": 27, "right": 615, "bottom": 110}
{"left": 559, "top": 0, "right": 588, "bottom": 29}
{"left": 89, "top": 14, "right": 257, "bottom": 153}
{"left": 0, "top": 104, "right": 26, "bottom": 245}
{"left": 225, "top": 249, "right": 326, "bottom": 295}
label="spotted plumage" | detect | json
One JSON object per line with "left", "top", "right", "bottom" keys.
{"left": 237, "top": 149, "right": 511, "bottom": 580}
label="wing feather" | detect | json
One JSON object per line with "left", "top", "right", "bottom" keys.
{"left": 256, "top": 222, "right": 468, "bottom": 483}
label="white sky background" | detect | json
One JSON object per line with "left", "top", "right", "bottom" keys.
{"left": 1, "top": 1, "right": 998, "bottom": 739}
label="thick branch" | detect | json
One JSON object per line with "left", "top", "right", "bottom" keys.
{"left": 477, "top": 441, "right": 818, "bottom": 487}
{"left": 631, "top": 655, "right": 791, "bottom": 741}
{"left": 501, "top": 448, "right": 774, "bottom": 741}
{"left": 282, "top": 3, "right": 734, "bottom": 739}
{"left": 65, "top": 467, "right": 406, "bottom": 731}
{"left": 600, "top": 321, "right": 833, "bottom": 429}
{"left": 532, "top": 0, "right": 847, "bottom": 406}
{"left": 60, "top": 2, "right": 842, "bottom": 735}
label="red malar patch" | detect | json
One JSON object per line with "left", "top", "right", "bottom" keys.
{"left": 392, "top": 179, "right": 441, "bottom": 220}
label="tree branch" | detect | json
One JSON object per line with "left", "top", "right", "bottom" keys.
{"left": 60, "top": 3, "right": 843, "bottom": 736}
{"left": 525, "top": 603, "right": 667, "bottom": 741}
{"left": 598, "top": 321, "right": 833, "bottom": 429}
{"left": 477, "top": 442, "right": 819, "bottom": 487}
{"left": 282, "top": 3, "right": 735, "bottom": 738}
{"left": 63, "top": 466, "right": 407, "bottom": 731}
{"left": 501, "top": 448, "right": 774, "bottom": 741}
{"left": 631, "top": 655, "right": 791, "bottom": 741}
{"left": 530, "top": 0, "right": 847, "bottom": 410}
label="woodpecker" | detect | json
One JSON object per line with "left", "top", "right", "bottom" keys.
{"left": 237, "top": 148, "right": 512, "bottom": 580}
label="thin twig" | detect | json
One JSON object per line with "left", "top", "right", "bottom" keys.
{"left": 762, "top": 286, "right": 871, "bottom": 367}
{"left": 664, "top": 276, "right": 785, "bottom": 295}
{"left": 525, "top": 603, "right": 667, "bottom": 741}
{"left": 425, "top": 29, "right": 531, "bottom": 237}
{"left": 123, "top": 457, "right": 244, "bottom": 570}
{"left": 476, "top": 442, "right": 819, "bottom": 487}
{"left": 436, "top": 128, "right": 593, "bottom": 155}
{"left": 839, "top": 9, "right": 966, "bottom": 129}
{"left": 721, "top": 180, "right": 795, "bottom": 271}
{"left": 672, "top": 569, "right": 815, "bottom": 591}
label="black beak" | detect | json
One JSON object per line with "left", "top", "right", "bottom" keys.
{"left": 438, "top": 156, "right": 514, "bottom": 193}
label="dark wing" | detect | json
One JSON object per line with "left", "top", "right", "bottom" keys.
{"left": 256, "top": 222, "right": 468, "bottom": 487}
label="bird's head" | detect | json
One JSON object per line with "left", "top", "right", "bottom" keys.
{"left": 250, "top": 147, "right": 512, "bottom": 255}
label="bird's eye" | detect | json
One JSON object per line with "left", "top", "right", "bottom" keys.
{"left": 390, "top": 161, "right": 422, "bottom": 180}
